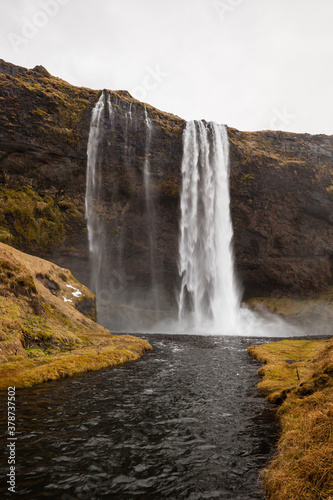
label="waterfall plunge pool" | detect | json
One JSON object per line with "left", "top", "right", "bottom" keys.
{"left": 0, "top": 334, "right": 281, "bottom": 499}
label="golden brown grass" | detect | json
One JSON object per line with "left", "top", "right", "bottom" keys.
{"left": 249, "top": 338, "right": 333, "bottom": 499}
{"left": 0, "top": 334, "right": 151, "bottom": 389}
{"left": 263, "top": 389, "right": 333, "bottom": 500}
{"left": 248, "top": 339, "right": 328, "bottom": 403}
{"left": 0, "top": 242, "right": 152, "bottom": 389}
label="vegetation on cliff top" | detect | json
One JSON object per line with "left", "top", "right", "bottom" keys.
{"left": 228, "top": 125, "right": 333, "bottom": 299}
{"left": 249, "top": 338, "right": 333, "bottom": 499}
{"left": 0, "top": 64, "right": 96, "bottom": 149}
{"left": 0, "top": 242, "right": 151, "bottom": 389}
{"left": 228, "top": 127, "right": 333, "bottom": 211}
{"left": 0, "top": 59, "right": 184, "bottom": 150}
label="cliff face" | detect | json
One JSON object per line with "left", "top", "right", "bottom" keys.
{"left": 0, "top": 59, "right": 97, "bottom": 284}
{"left": 84, "top": 91, "right": 184, "bottom": 327}
{"left": 0, "top": 59, "right": 184, "bottom": 312}
{"left": 1, "top": 59, "right": 333, "bottom": 320}
{"left": 228, "top": 129, "right": 333, "bottom": 298}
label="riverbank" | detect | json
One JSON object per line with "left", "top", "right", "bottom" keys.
{"left": 0, "top": 333, "right": 152, "bottom": 390}
{"left": 249, "top": 337, "right": 333, "bottom": 499}
{"left": 0, "top": 242, "right": 151, "bottom": 389}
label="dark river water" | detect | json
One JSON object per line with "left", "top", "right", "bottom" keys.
{"left": 0, "top": 335, "right": 280, "bottom": 500}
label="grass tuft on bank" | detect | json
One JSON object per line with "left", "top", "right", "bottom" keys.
{"left": 249, "top": 338, "right": 333, "bottom": 499}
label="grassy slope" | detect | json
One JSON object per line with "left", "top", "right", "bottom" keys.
{"left": 248, "top": 338, "right": 333, "bottom": 499}
{"left": 0, "top": 242, "right": 151, "bottom": 389}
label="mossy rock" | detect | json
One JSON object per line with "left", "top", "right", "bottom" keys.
{"left": 0, "top": 187, "right": 85, "bottom": 254}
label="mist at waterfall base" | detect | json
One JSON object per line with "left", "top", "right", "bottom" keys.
{"left": 86, "top": 96, "right": 301, "bottom": 338}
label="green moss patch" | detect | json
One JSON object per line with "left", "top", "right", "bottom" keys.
{"left": 0, "top": 187, "right": 84, "bottom": 253}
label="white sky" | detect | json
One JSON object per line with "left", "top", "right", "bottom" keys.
{"left": 1, "top": 0, "right": 333, "bottom": 135}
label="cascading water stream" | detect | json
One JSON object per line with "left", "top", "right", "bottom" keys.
{"left": 86, "top": 96, "right": 162, "bottom": 328}
{"left": 177, "top": 120, "right": 303, "bottom": 337}
{"left": 143, "top": 108, "right": 159, "bottom": 317}
{"left": 85, "top": 92, "right": 105, "bottom": 295}
{"left": 178, "top": 120, "right": 240, "bottom": 333}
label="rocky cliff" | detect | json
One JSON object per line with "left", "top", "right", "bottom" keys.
{"left": 228, "top": 129, "right": 333, "bottom": 298}
{"left": 1, "top": 59, "right": 333, "bottom": 324}
{"left": 0, "top": 59, "right": 183, "bottom": 325}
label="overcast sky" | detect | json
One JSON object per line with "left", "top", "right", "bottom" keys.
{"left": 2, "top": 0, "right": 333, "bottom": 135}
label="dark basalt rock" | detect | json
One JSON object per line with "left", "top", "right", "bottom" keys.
{"left": 228, "top": 128, "right": 333, "bottom": 298}
{"left": 75, "top": 297, "right": 97, "bottom": 322}
{"left": 36, "top": 274, "right": 60, "bottom": 293}
{"left": 1, "top": 58, "right": 333, "bottom": 311}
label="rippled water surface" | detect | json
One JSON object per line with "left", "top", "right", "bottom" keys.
{"left": 0, "top": 335, "right": 280, "bottom": 499}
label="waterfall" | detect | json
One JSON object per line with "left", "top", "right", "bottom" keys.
{"left": 85, "top": 98, "right": 301, "bottom": 336}
{"left": 176, "top": 120, "right": 301, "bottom": 337}
{"left": 85, "top": 94, "right": 162, "bottom": 329}
{"left": 85, "top": 92, "right": 105, "bottom": 295}
{"left": 143, "top": 108, "right": 159, "bottom": 317}
{"left": 85, "top": 96, "right": 301, "bottom": 336}
{"left": 178, "top": 120, "right": 239, "bottom": 333}
{"left": 124, "top": 101, "right": 132, "bottom": 163}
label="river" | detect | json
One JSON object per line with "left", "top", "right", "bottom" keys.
{"left": 0, "top": 335, "right": 280, "bottom": 499}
